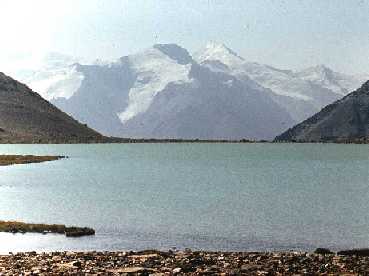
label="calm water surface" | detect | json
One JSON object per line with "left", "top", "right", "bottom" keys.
{"left": 1, "top": 143, "right": 369, "bottom": 253}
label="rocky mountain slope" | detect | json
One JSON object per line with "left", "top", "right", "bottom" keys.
{"left": 275, "top": 80, "right": 369, "bottom": 143}
{"left": 12, "top": 43, "right": 367, "bottom": 140}
{"left": 0, "top": 72, "right": 107, "bottom": 143}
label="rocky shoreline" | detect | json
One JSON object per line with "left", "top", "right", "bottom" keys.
{"left": 1, "top": 249, "right": 369, "bottom": 275}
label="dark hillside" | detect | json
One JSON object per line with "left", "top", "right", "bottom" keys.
{"left": 0, "top": 72, "right": 106, "bottom": 143}
{"left": 275, "top": 80, "right": 369, "bottom": 143}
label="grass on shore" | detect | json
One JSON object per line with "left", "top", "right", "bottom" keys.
{"left": 0, "top": 220, "right": 95, "bottom": 237}
{"left": 0, "top": 155, "right": 64, "bottom": 166}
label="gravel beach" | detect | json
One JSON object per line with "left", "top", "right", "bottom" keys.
{"left": 0, "top": 250, "right": 368, "bottom": 275}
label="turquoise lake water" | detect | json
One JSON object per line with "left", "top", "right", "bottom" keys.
{"left": 1, "top": 143, "right": 369, "bottom": 253}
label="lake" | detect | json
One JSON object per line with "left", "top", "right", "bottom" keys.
{"left": 1, "top": 143, "right": 369, "bottom": 253}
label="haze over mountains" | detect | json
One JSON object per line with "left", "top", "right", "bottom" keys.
{"left": 12, "top": 43, "right": 368, "bottom": 140}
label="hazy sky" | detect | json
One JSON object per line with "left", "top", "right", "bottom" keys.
{"left": 0, "top": 0, "right": 368, "bottom": 74}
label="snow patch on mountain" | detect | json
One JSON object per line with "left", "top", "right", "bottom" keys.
{"left": 240, "top": 63, "right": 312, "bottom": 100}
{"left": 296, "top": 65, "right": 367, "bottom": 96}
{"left": 195, "top": 43, "right": 311, "bottom": 100}
{"left": 24, "top": 66, "right": 84, "bottom": 100}
{"left": 118, "top": 47, "right": 193, "bottom": 123}
{"left": 14, "top": 52, "right": 86, "bottom": 100}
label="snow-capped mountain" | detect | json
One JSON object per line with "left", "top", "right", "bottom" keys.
{"left": 117, "top": 44, "right": 194, "bottom": 124}
{"left": 195, "top": 42, "right": 366, "bottom": 123}
{"left": 51, "top": 44, "right": 294, "bottom": 140}
{"left": 14, "top": 42, "right": 367, "bottom": 140}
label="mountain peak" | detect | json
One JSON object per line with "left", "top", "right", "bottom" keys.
{"left": 153, "top": 44, "right": 192, "bottom": 65}
{"left": 41, "top": 52, "right": 79, "bottom": 70}
{"left": 195, "top": 42, "right": 244, "bottom": 67}
{"left": 204, "top": 42, "right": 244, "bottom": 59}
{"left": 313, "top": 64, "right": 334, "bottom": 75}
{"left": 297, "top": 64, "right": 337, "bottom": 82}
{"left": 299, "top": 64, "right": 334, "bottom": 77}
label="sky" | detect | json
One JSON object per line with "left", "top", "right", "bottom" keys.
{"left": 0, "top": 0, "right": 368, "bottom": 74}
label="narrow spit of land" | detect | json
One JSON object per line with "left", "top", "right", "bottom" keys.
{"left": 1, "top": 250, "right": 369, "bottom": 275}
{"left": 0, "top": 221, "right": 95, "bottom": 237}
{"left": 0, "top": 155, "right": 65, "bottom": 166}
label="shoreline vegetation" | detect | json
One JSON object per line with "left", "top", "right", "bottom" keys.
{"left": 0, "top": 155, "right": 65, "bottom": 166}
{"left": 1, "top": 249, "right": 369, "bottom": 274}
{"left": 0, "top": 221, "right": 95, "bottom": 237}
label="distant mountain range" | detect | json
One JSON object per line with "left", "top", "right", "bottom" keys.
{"left": 12, "top": 43, "right": 368, "bottom": 140}
{"left": 196, "top": 43, "right": 366, "bottom": 123}
{"left": 275, "top": 80, "right": 369, "bottom": 143}
{"left": 0, "top": 72, "right": 108, "bottom": 143}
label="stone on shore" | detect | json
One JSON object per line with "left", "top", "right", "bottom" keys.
{"left": 0, "top": 250, "right": 368, "bottom": 275}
